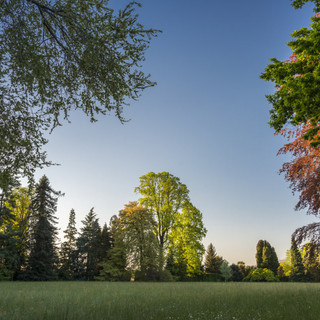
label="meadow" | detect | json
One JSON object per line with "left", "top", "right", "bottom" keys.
{"left": 1, "top": 282, "right": 319, "bottom": 320}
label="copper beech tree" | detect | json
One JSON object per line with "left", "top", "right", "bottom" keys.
{"left": 277, "top": 124, "right": 320, "bottom": 245}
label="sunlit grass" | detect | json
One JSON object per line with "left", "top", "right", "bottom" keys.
{"left": 1, "top": 282, "right": 319, "bottom": 319}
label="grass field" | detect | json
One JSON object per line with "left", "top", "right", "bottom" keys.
{"left": 1, "top": 282, "right": 320, "bottom": 320}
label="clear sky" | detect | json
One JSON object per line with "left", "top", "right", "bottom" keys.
{"left": 31, "top": 0, "right": 318, "bottom": 265}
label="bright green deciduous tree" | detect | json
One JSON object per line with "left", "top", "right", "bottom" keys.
{"left": 168, "top": 201, "right": 206, "bottom": 277}
{"left": 135, "top": 172, "right": 206, "bottom": 272}
{"left": 261, "top": 1, "right": 320, "bottom": 146}
{"left": 4, "top": 187, "right": 31, "bottom": 278}
{"left": 135, "top": 172, "right": 190, "bottom": 270}
{"left": 0, "top": 0, "right": 160, "bottom": 188}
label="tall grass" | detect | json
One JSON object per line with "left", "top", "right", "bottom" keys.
{"left": 1, "top": 282, "right": 319, "bottom": 319}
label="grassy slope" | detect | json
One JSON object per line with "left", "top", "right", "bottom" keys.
{"left": 1, "top": 282, "right": 319, "bottom": 320}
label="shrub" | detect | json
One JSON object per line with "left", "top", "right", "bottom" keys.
{"left": 244, "top": 268, "right": 279, "bottom": 282}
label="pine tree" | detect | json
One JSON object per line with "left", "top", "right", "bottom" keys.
{"left": 204, "top": 243, "right": 223, "bottom": 273}
{"left": 290, "top": 237, "right": 305, "bottom": 281}
{"left": 27, "top": 176, "right": 61, "bottom": 280}
{"left": 79, "top": 208, "right": 101, "bottom": 280}
{"left": 60, "top": 209, "right": 78, "bottom": 279}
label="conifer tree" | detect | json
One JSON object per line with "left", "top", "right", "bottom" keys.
{"left": 204, "top": 243, "right": 223, "bottom": 273}
{"left": 97, "top": 223, "right": 112, "bottom": 265}
{"left": 79, "top": 208, "right": 101, "bottom": 280}
{"left": 60, "top": 209, "right": 78, "bottom": 279}
{"left": 27, "top": 176, "right": 61, "bottom": 280}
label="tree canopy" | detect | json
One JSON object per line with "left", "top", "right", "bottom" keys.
{"left": 261, "top": 0, "right": 320, "bottom": 146}
{"left": 0, "top": 0, "right": 160, "bottom": 187}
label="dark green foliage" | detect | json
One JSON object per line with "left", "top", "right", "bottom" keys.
{"left": 230, "top": 264, "right": 243, "bottom": 282}
{"left": 59, "top": 209, "right": 78, "bottom": 280}
{"left": 256, "top": 240, "right": 279, "bottom": 274}
{"left": 291, "top": 0, "right": 320, "bottom": 11}
{"left": 277, "top": 265, "right": 288, "bottom": 282}
{"left": 97, "top": 215, "right": 129, "bottom": 281}
{"left": 26, "top": 176, "right": 61, "bottom": 281}
{"left": 204, "top": 243, "right": 223, "bottom": 274}
{"left": 78, "top": 208, "right": 101, "bottom": 280}
{"left": 290, "top": 237, "right": 305, "bottom": 281}
{"left": 302, "top": 242, "right": 320, "bottom": 281}
{"left": 0, "top": 1, "right": 160, "bottom": 187}
{"left": 256, "top": 240, "right": 264, "bottom": 268}
{"left": 202, "top": 273, "right": 223, "bottom": 282}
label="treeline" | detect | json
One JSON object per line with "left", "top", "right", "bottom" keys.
{"left": 204, "top": 239, "right": 320, "bottom": 282}
{"left": 0, "top": 172, "right": 208, "bottom": 281}
{"left": 2, "top": 173, "right": 319, "bottom": 282}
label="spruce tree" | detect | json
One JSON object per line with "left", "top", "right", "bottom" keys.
{"left": 27, "top": 176, "right": 61, "bottom": 280}
{"left": 79, "top": 208, "right": 101, "bottom": 280}
{"left": 60, "top": 209, "right": 78, "bottom": 279}
{"left": 204, "top": 243, "right": 223, "bottom": 273}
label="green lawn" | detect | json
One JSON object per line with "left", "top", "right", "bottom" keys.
{"left": 1, "top": 282, "right": 319, "bottom": 320}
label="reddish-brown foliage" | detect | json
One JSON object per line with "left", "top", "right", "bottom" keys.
{"left": 278, "top": 124, "right": 320, "bottom": 244}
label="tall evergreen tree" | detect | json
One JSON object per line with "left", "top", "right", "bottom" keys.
{"left": 97, "top": 223, "right": 112, "bottom": 265}
{"left": 256, "top": 240, "right": 279, "bottom": 273}
{"left": 98, "top": 215, "right": 130, "bottom": 281}
{"left": 290, "top": 237, "right": 305, "bottom": 280}
{"left": 204, "top": 243, "right": 223, "bottom": 273}
{"left": 60, "top": 209, "right": 78, "bottom": 279}
{"left": 79, "top": 208, "right": 101, "bottom": 280}
{"left": 27, "top": 176, "right": 61, "bottom": 280}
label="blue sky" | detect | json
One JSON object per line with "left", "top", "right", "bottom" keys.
{"left": 33, "top": 0, "right": 318, "bottom": 265}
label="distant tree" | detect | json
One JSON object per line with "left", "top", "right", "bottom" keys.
{"left": 168, "top": 201, "right": 206, "bottom": 278}
{"left": 302, "top": 242, "right": 320, "bottom": 280}
{"left": 135, "top": 172, "right": 190, "bottom": 270}
{"left": 244, "top": 268, "right": 279, "bottom": 282}
{"left": 237, "top": 261, "right": 253, "bottom": 279}
{"left": 27, "top": 176, "right": 61, "bottom": 280}
{"left": 290, "top": 237, "right": 305, "bottom": 281}
{"left": 3, "top": 187, "right": 31, "bottom": 278}
{"left": 135, "top": 172, "right": 206, "bottom": 272}
{"left": 220, "top": 261, "right": 232, "bottom": 282}
{"left": 98, "top": 215, "right": 130, "bottom": 281}
{"left": 79, "top": 208, "right": 101, "bottom": 280}
{"left": 256, "top": 240, "right": 279, "bottom": 273}
{"left": 277, "top": 265, "right": 287, "bottom": 281}
{"left": 230, "top": 264, "right": 243, "bottom": 282}
{"left": 118, "top": 201, "right": 158, "bottom": 280}
{"left": 97, "top": 223, "right": 112, "bottom": 267}
{"left": 60, "top": 209, "right": 78, "bottom": 280}
{"left": 256, "top": 240, "right": 264, "bottom": 268}
{"left": 204, "top": 243, "right": 223, "bottom": 274}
